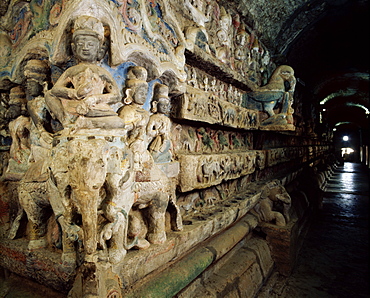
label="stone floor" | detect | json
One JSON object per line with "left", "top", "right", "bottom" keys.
{"left": 258, "top": 162, "right": 369, "bottom": 298}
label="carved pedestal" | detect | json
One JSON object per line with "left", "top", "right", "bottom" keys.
{"left": 259, "top": 213, "right": 310, "bottom": 276}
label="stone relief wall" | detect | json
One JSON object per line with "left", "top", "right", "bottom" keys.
{"left": 0, "top": 0, "right": 332, "bottom": 296}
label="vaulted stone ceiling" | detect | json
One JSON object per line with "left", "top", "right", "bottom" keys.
{"left": 222, "top": 0, "right": 369, "bottom": 136}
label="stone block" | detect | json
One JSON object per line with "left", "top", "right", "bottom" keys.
{"left": 238, "top": 262, "right": 264, "bottom": 298}
{"left": 176, "top": 277, "right": 203, "bottom": 298}
{"left": 261, "top": 218, "right": 301, "bottom": 276}
{"left": 244, "top": 237, "right": 274, "bottom": 277}
{"left": 177, "top": 152, "right": 256, "bottom": 192}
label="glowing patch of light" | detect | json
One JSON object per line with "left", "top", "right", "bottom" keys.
{"left": 341, "top": 147, "right": 354, "bottom": 156}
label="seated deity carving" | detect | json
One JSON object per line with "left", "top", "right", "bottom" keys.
{"left": 6, "top": 14, "right": 184, "bottom": 276}
{"left": 9, "top": 16, "right": 136, "bottom": 268}
{"left": 45, "top": 15, "right": 125, "bottom": 134}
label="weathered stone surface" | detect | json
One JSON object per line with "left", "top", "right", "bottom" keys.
{"left": 0, "top": 0, "right": 338, "bottom": 296}
{"left": 188, "top": 237, "right": 272, "bottom": 298}
{"left": 178, "top": 152, "right": 256, "bottom": 192}
{"left": 0, "top": 238, "right": 75, "bottom": 294}
{"left": 244, "top": 237, "right": 274, "bottom": 277}
{"left": 260, "top": 218, "right": 301, "bottom": 276}
{"left": 238, "top": 262, "right": 264, "bottom": 298}
{"left": 173, "top": 85, "right": 259, "bottom": 130}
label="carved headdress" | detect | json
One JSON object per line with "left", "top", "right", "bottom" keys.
{"left": 72, "top": 15, "right": 104, "bottom": 42}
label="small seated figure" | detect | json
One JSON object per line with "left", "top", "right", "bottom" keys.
{"left": 45, "top": 15, "right": 125, "bottom": 133}
{"left": 234, "top": 24, "right": 250, "bottom": 72}
{"left": 146, "top": 84, "right": 172, "bottom": 163}
{"left": 118, "top": 66, "right": 150, "bottom": 170}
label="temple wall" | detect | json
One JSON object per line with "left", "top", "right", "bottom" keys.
{"left": 0, "top": 0, "right": 334, "bottom": 297}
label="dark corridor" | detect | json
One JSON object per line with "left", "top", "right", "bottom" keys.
{"left": 259, "top": 162, "right": 369, "bottom": 297}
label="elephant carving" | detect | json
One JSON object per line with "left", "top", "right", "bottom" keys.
{"left": 201, "top": 158, "right": 222, "bottom": 183}
{"left": 12, "top": 137, "right": 136, "bottom": 267}
{"left": 50, "top": 137, "right": 136, "bottom": 265}
{"left": 128, "top": 162, "right": 183, "bottom": 249}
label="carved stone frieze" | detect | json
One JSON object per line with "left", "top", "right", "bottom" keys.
{"left": 169, "top": 0, "right": 274, "bottom": 87}
{"left": 172, "top": 85, "right": 259, "bottom": 130}
{"left": 265, "top": 147, "right": 303, "bottom": 167}
{"left": 177, "top": 151, "right": 257, "bottom": 192}
{"left": 0, "top": 0, "right": 331, "bottom": 296}
{"left": 171, "top": 123, "right": 252, "bottom": 155}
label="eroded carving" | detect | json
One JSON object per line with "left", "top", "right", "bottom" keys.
{"left": 147, "top": 84, "right": 172, "bottom": 163}
{"left": 173, "top": 85, "right": 258, "bottom": 129}
{"left": 45, "top": 16, "right": 124, "bottom": 134}
{"left": 242, "top": 65, "right": 296, "bottom": 130}
{"left": 178, "top": 151, "right": 257, "bottom": 192}
{"left": 253, "top": 180, "right": 292, "bottom": 226}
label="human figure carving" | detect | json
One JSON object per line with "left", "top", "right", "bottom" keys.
{"left": 234, "top": 24, "right": 250, "bottom": 72}
{"left": 147, "top": 84, "right": 172, "bottom": 163}
{"left": 45, "top": 15, "right": 124, "bottom": 133}
{"left": 215, "top": 7, "right": 232, "bottom": 65}
{"left": 2, "top": 115, "right": 31, "bottom": 181}
{"left": 17, "top": 16, "right": 135, "bottom": 267}
{"left": 118, "top": 66, "right": 150, "bottom": 170}
{"left": 117, "top": 72, "right": 183, "bottom": 245}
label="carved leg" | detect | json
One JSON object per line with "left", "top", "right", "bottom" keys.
{"left": 57, "top": 215, "right": 79, "bottom": 267}
{"left": 44, "top": 92, "right": 75, "bottom": 127}
{"left": 108, "top": 212, "right": 127, "bottom": 264}
{"left": 263, "top": 102, "right": 276, "bottom": 117}
{"left": 146, "top": 192, "right": 168, "bottom": 244}
{"left": 273, "top": 211, "right": 286, "bottom": 226}
{"left": 280, "top": 93, "right": 289, "bottom": 114}
{"left": 168, "top": 191, "right": 183, "bottom": 231}
{"left": 18, "top": 183, "right": 49, "bottom": 250}
{"left": 8, "top": 206, "right": 24, "bottom": 240}
{"left": 102, "top": 153, "right": 135, "bottom": 262}
{"left": 47, "top": 175, "right": 79, "bottom": 267}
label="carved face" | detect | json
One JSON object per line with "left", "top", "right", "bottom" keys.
{"left": 26, "top": 79, "right": 43, "bottom": 97}
{"left": 217, "top": 29, "right": 227, "bottom": 44}
{"left": 157, "top": 98, "right": 170, "bottom": 115}
{"left": 279, "top": 66, "right": 294, "bottom": 81}
{"left": 132, "top": 83, "right": 148, "bottom": 105}
{"left": 72, "top": 34, "right": 100, "bottom": 63}
{"left": 236, "top": 32, "right": 247, "bottom": 46}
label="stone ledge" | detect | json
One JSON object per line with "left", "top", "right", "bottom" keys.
{"left": 260, "top": 213, "right": 310, "bottom": 276}
{"left": 185, "top": 236, "right": 273, "bottom": 298}
{"left": 0, "top": 238, "right": 75, "bottom": 294}
{"left": 0, "top": 195, "right": 260, "bottom": 294}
